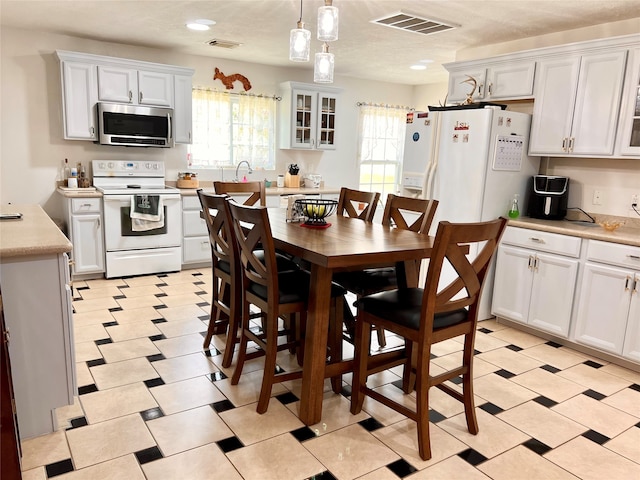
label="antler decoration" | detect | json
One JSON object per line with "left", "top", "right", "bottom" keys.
{"left": 213, "top": 67, "right": 252, "bottom": 91}
{"left": 459, "top": 75, "right": 477, "bottom": 105}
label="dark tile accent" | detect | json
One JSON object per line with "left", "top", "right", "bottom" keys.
{"left": 67, "top": 416, "right": 88, "bottom": 430}
{"left": 216, "top": 436, "right": 244, "bottom": 453}
{"left": 291, "top": 426, "right": 317, "bottom": 442}
{"left": 429, "top": 409, "right": 447, "bottom": 423}
{"left": 449, "top": 376, "right": 463, "bottom": 385}
{"left": 306, "top": 471, "right": 337, "bottom": 480}
{"left": 583, "top": 360, "right": 604, "bottom": 369}
{"left": 144, "top": 378, "right": 165, "bottom": 388}
{"left": 157, "top": 274, "right": 168, "bottom": 278}
{"left": 629, "top": 383, "right": 640, "bottom": 392}
{"left": 533, "top": 395, "right": 558, "bottom": 408}
{"left": 154, "top": 304, "right": 168, "bottom": 310}
{"left": 546, "top": 341, "right": 563, "bottom": 348}
{"left": 198, "top": 315, "right": 210, "bottom": 321}
{"left": 78, "top": 384, "right": 98, "bottom": 395}
{"left": 76, "top": 286, "right": 90, "bottom": 290}
{"left": 149, "top": 334, "right": 166, "bottom": 341}
{"left": 86, "top": 358, "right": 106, "bottom": 367}
{"left": 635, "top": 421, "right": 640, "bottom": 428}
{"left": 151, "top": 318, "right": 167, "bottom": 324}
{"left": 274, "top": 365, "right": 285, "bottom": 374}
{"left": 473, "top": 349, "right": 481, "bottom": 356}
{"left": 146, "top": 353, "right": 166, "bottom": 363}
{"left": 209, "top": 371, "right": 227, "bottom": 382}
{"left": 391, "top": 379, "right": 404, "bottom": 391}
{"left": 523, "top": 438, "right": 552, "bottom": 455}
{"left": 386, "top": 458, "right": 417, "bottom": 477}
{"left": 204, "top": 347, "right": 221, "bottom": 357}
{"left": 211, "top": 399, "right": 235, "bottom": 413}
{"left": 583, "top": 389, "right": 606, "bottom": 401}
{"left": 495, "top": 369, "right": 516, "bottom": 379}
{"left": 458, "top": 447, "right": 488, "bottom": 466}
{"left": 108, "top": 307, "right": 123, "bottom": 312}
{"left": 340, "top": 384, "right": 352, "bottom": 398}
{"left": 102, "top": 321, "right": 118, "bottom": 327}
{"left": 94, "top": 338, "right": 113, "bottom": 345}
{"left": 478, "top": 327, "right": 493, "bottom": 334}
{"left": 140, "top": 407, "right": 164, "bottom": 421}
{"left": 193, "top": 280, "right": 206, "bottom": 285}
{"left": 358, "top": 417, "right": 384, "bottom": 432}
{"left": 582, "top": 429, "right": 610, "bottom": 445}
{"left": 135, "top": 446, "right": 163, "bottom": 464}
{"left": 119, "top": 285, "right": 130, "bottom": 289}
{"left": 112, "top": 295, "right": 127, "bottom": 300}
{"left": 276, "top": 391, "right": 300, "bottom": 405}
{"left": 430, "top": 353, "right": 437, "bottom": 359}
{"left": 506, "top": 344, "right": 523, "bottom": 352}
{"left": 540, "top": 364, "right": 561, "bottom": 374}
{"left": 192, "top": 272, "right": 203, "bottom": 277}
{"left": 45, "top": 458, "right": 74, "bottom": 477}
{"left": 194, "top": 290, "right": 208, "bottom": 296}
{"left": 154, "top": 292, "right": 168, "bottom": 298}
{"left": 479, "top": 402, "right": 504, "bottom": 415}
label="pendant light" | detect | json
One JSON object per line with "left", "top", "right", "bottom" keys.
{"left": 317, "top": 0, "right": 338, "bottom": 42}
{"left": 289, "top": 0, "right": 310, "bottom": 62}
{"left": 314, "top": 42, "right": 334, "bottom": 83}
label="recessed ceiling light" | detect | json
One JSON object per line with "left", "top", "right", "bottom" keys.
{"left": 410, "top": 64, "right": 427, "bottom": 70}
{"left": 186, "top": 19, "right": 216, "bottom": 31}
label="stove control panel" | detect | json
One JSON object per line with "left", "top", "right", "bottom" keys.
{"left": 93, "top": 160, "right": 165, "bottom": 178}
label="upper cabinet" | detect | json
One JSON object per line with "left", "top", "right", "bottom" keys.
{"left": 445, "top": 60, "right": 536, "bottom": 104}
{"left": 529, "top": 50, "right": 627, "bottom": 157}
{"left": 98, "top": 66, "right": 173, "bottom": 107}
{"left": 55, "top": 50, "right": 193, "bottom": 144}
{"left": 279, "top": 82, "right": 342, "bottom": 150}
{"left": 616, "top": 47, "right": 640, "bottom": 157}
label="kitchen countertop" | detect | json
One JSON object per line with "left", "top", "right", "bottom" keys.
{"left": 56, "top": 187, "right": 102, "bottom": 198}
{"left": 174, "top": 184, "right": 341, "bottom": 197}
{"left": 0, "top": 204, "right": 72, "bottom": 258}
{"left": 508, "top": 216, "right": 640, "bottom": 247}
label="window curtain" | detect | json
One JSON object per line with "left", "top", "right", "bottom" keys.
{"left": 190, "top": 89, "right": 230, "bottom": 167}
{"left": 236, "top": 94, "right": 276, "bottom": 169}
{"left": 357, "top": 104, "right": 407, "bottom": 164}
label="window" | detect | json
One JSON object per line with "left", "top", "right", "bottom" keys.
{"left": 189, "top": 89, "right": 277, "bottom": 170}
{"left": 357, "top": 104, "right": 408, "bottom": 199}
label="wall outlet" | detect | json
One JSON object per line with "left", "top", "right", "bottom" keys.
{"left": 592, "top": 190, "right": 603, "bottom": 205}
{"left": 632, "top": 193, "right": 639, "bottom": 207}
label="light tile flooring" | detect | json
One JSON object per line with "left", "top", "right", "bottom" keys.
{"left": 20, "top": 269, "right": 640, "bottom": 480}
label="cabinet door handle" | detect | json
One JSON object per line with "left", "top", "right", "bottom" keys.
{"left": 478, "top": 83, "right": 484, "bottom": 97}
{"left": 528, "top": 255, "right": 534, "bottom": 270}
{"left": 562, "top": 138, "right": 568, "bottom": 151}
{"left": 128, "top": 90, "right": 133, "bottom": 103}
{"left": 568, "top": 137, "right": 575, "bottom": 152}
{"left": 534, "top": 256, "right": 539, "bottom": 272}
{"left": 529, "top": 237, "right": 545, "bottom": 244}
{"left": 625, "top": 276, "right": 632, "bottom": 291}
{"left": 97, "top": 218, "right": 100, "bottom": 228}
{"left": 139, "top": 91, "right": 143, "bottom": 103}
{"left": 90, "top": 126, "right": 95, "bottom": 136}
{"left": 487, "top": 83, "right": 493, "bottom": 96}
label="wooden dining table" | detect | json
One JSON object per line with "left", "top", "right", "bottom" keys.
{"left": 267, "top": 208, "right": 436, "bottom": 425}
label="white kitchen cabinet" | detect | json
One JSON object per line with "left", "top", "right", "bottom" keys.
{"left": 574, "top": 240, "right": 640, "bottom": 359}
{"left": 279, "top": 81, "right": 342, "bottom": 150}
{"left": 60, "top": 61, "right": 98, "bottom": 140}
{"left": 529, "top": 50, "right": 627, "bottom": 156}
{"left": 446, "top": 60, "right": 535, "bottom": 103}
{"left": 98, "top": 65, "right": 173, "bottom": 107}
{"left": 616, "top": 47, "right": 640, "bottom": 157}
{"left": 63, "top": 197, "right": 104, "bottom": 276}
{"left": 182, "top": 195, "right": 211, "bottom": 265}
{"left": 173, "top": 74, "right": 193, "bottom": 144}
{"left": 492, "top": 227, "right": 581, "bottom": 337}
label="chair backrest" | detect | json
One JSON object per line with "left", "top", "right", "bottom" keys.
{"left": 381, "top": 194, "right": 439, "bottom": 234}
{"left": 337, "top": 187, "right": 380, "bottom": 222}
{"left": 197, "top": 190, "right": 238, "bottom": 272}
{"left": 421, "top": 218, "right": 508, "bottom": 333}
{"left": 214, "top": 181, "right": 266, "bottom": 206}
{"left": 227, "top": 201, "right": 280, "bottom": 306}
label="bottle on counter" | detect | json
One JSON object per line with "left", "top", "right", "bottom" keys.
{"left": 508, "top": 193, "right": 520, "bottom": 219}
{"left": 62, "top": 158, "right": 70, "bottom": 186}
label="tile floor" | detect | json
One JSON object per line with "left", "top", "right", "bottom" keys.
{"left": 19, "top": 269, "right": 640, "bottom": 480}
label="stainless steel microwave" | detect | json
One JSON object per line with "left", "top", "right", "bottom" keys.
{"left": 97, "top": 103, "right": 173, "bottom": 147}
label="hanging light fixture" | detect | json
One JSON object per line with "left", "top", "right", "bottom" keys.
{"left": 317, "top": 0, "right": 338, "bottom": 42}
{"left": 314, "top": 42, "right": 334, "bottom": 83}
{"left": 289, "top": 0, "right": 310, "bottom": 62}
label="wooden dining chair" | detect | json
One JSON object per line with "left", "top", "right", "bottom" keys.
{"left": 227, "top": 201, "right": 347, "bottom": 413}
{"left": 334, "top": 194, "right": 439, "bottom": 346}
{"left": 213, "top": 180, "right": 266, "bottom": 206}
{"left": 350, "top": 217, "right": 508, "bottom": 460}
{"left": 336, "top": 187, "right": 380, "bottom": 222}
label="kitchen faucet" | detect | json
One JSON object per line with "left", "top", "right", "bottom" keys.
{"left": 234, "top": 160, "right": 253, "bottom": 182}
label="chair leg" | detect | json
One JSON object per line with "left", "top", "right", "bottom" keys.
{"left": 350, "top": 318, "right": 372, "bottom": 415}
{"left": 203, "top": 278, "right": 230, "bottom": 348}
{"left": 415, "top": 353, "right": 432, "bottom": 461}
{"left": 257, "top": 312, "right": 278, "bottom": 414}
{"left": 375, "top": 324, "right": 387, "bottom": 348}
{"left": 462, "top": 333, "right": 479, "bottom": 435}
{"left": 231, "top": 301, "right": 251, "bottom": 385}
{"left": 329, "top": 297, "right": 344, "bottom": 394}
{"left": 221, "top": 283, "right": 239, "bottom": 368}
{"left": 401, "top": 340, "right": 414, "bottom": 393}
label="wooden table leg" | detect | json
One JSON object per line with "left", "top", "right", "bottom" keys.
{"left": 299, "top": 264, "right": 332, "bottom": 425}
{"left": 398, "top": 260, "right": 420, "bottom": 393}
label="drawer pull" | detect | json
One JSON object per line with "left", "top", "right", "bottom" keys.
{"left": 627, "top": 254, "right": 640, "bottom": 261}
{"left": 529, "top": 237, "right": 545, "bottom": 244}
{"left": 625, "top": 276, "right": 632, "bottom": 291}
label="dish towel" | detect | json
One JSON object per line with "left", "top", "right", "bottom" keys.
{"left": 130, "top": 195, "right": 164, "bottom": 231}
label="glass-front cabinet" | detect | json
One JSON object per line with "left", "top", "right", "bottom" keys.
{"left": 280, "top": 81, "right": 342, "bottom": 150}
{"left": 618, "top": 47, "right": 640, "bottom": 157}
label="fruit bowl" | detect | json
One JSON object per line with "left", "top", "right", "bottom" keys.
{"left": 599, "top": 221, "right": 625, "bottom": 232}
{"left": 295, "top": 199, "right": 338, "bottom": 226}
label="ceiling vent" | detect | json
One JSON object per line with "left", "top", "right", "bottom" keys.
{"left": 207, "top": 39, "right": 242, "bottom": 49}
{"left": 371, "top": 11, "right": 459, "bottom": 36}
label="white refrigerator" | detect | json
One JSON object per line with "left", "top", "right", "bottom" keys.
{"left": 401, "top": 106, "right": 540, "bottom": 320}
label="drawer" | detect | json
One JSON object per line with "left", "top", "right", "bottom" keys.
{"left": 182, "top": 195, "right": 202, "bottom": 210}
{"left": 586, "top": 240, "right": 640, "bottom": 269}
{"left": 71, "top": 198, "right": 101, "bottom": 214}
{"left": 501, "top": 226, "right": 581, "bottom": 257}
{"left": 183, "top": 209, "right": 208, "bottom": 236}
{"left": 183, "top": 236, "right": 211, "bottom": 264}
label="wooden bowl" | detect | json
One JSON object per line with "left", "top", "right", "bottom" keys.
{"left": 599, "top": 221, "right": 624, "bottom": 232}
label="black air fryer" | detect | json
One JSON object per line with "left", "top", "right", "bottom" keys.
{"left": 528, "top": 175, "right": 569, "bottom": 220}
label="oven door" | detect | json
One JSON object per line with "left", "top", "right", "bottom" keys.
{"left": 103, "top": 194, "right": 181, "bottom": 251}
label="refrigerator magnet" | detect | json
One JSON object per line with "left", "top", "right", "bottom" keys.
{"left": 453, "top": 134, "right": 459, "bottom": 143}
{"left": 463, "top": 134, "right": 469, "bottom": 143}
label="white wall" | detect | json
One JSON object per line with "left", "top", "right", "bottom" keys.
{"left": 0, "top": 26, "right": 416, "bottom": 220}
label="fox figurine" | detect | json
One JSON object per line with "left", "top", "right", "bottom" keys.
{"left": 214, "top": 67, "right": 252, "bottom": 91}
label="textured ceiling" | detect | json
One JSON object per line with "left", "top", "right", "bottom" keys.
{"left": 1, "top": 0, "right": 639, "bottom": 85}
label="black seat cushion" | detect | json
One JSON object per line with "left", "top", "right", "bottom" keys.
{"left": 333, "top": 268, "right": 397, "bottom": 296}
{"left": 216, "top": 259, "right": 231, "bottom": 274}
{"left": 252, "top": 250, "right": 300, "bottom": 273}
{"left": 355, "top": 288, "right": 468, "bottom": 331}
{"left": 248, "top": 270, "right": 346, "bottom": 304}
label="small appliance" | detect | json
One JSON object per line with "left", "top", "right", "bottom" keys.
{"left": 527, "top": 175, "right": 569, "bottom": 220}
{"left": 97, "top": 103, "right": 173, "bottom": 147}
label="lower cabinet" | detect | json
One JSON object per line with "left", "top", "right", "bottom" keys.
{"left": 492, "top": 227, "right": 581, "bottom": 337}
{"left": 574, "top": 241, "right": 640, "bottom": 360}
{"left": 63, "top": 197, "right": 104, "bottom": 276}
{"left": 182, "top": 195, "right": 211, "bottom": 265}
